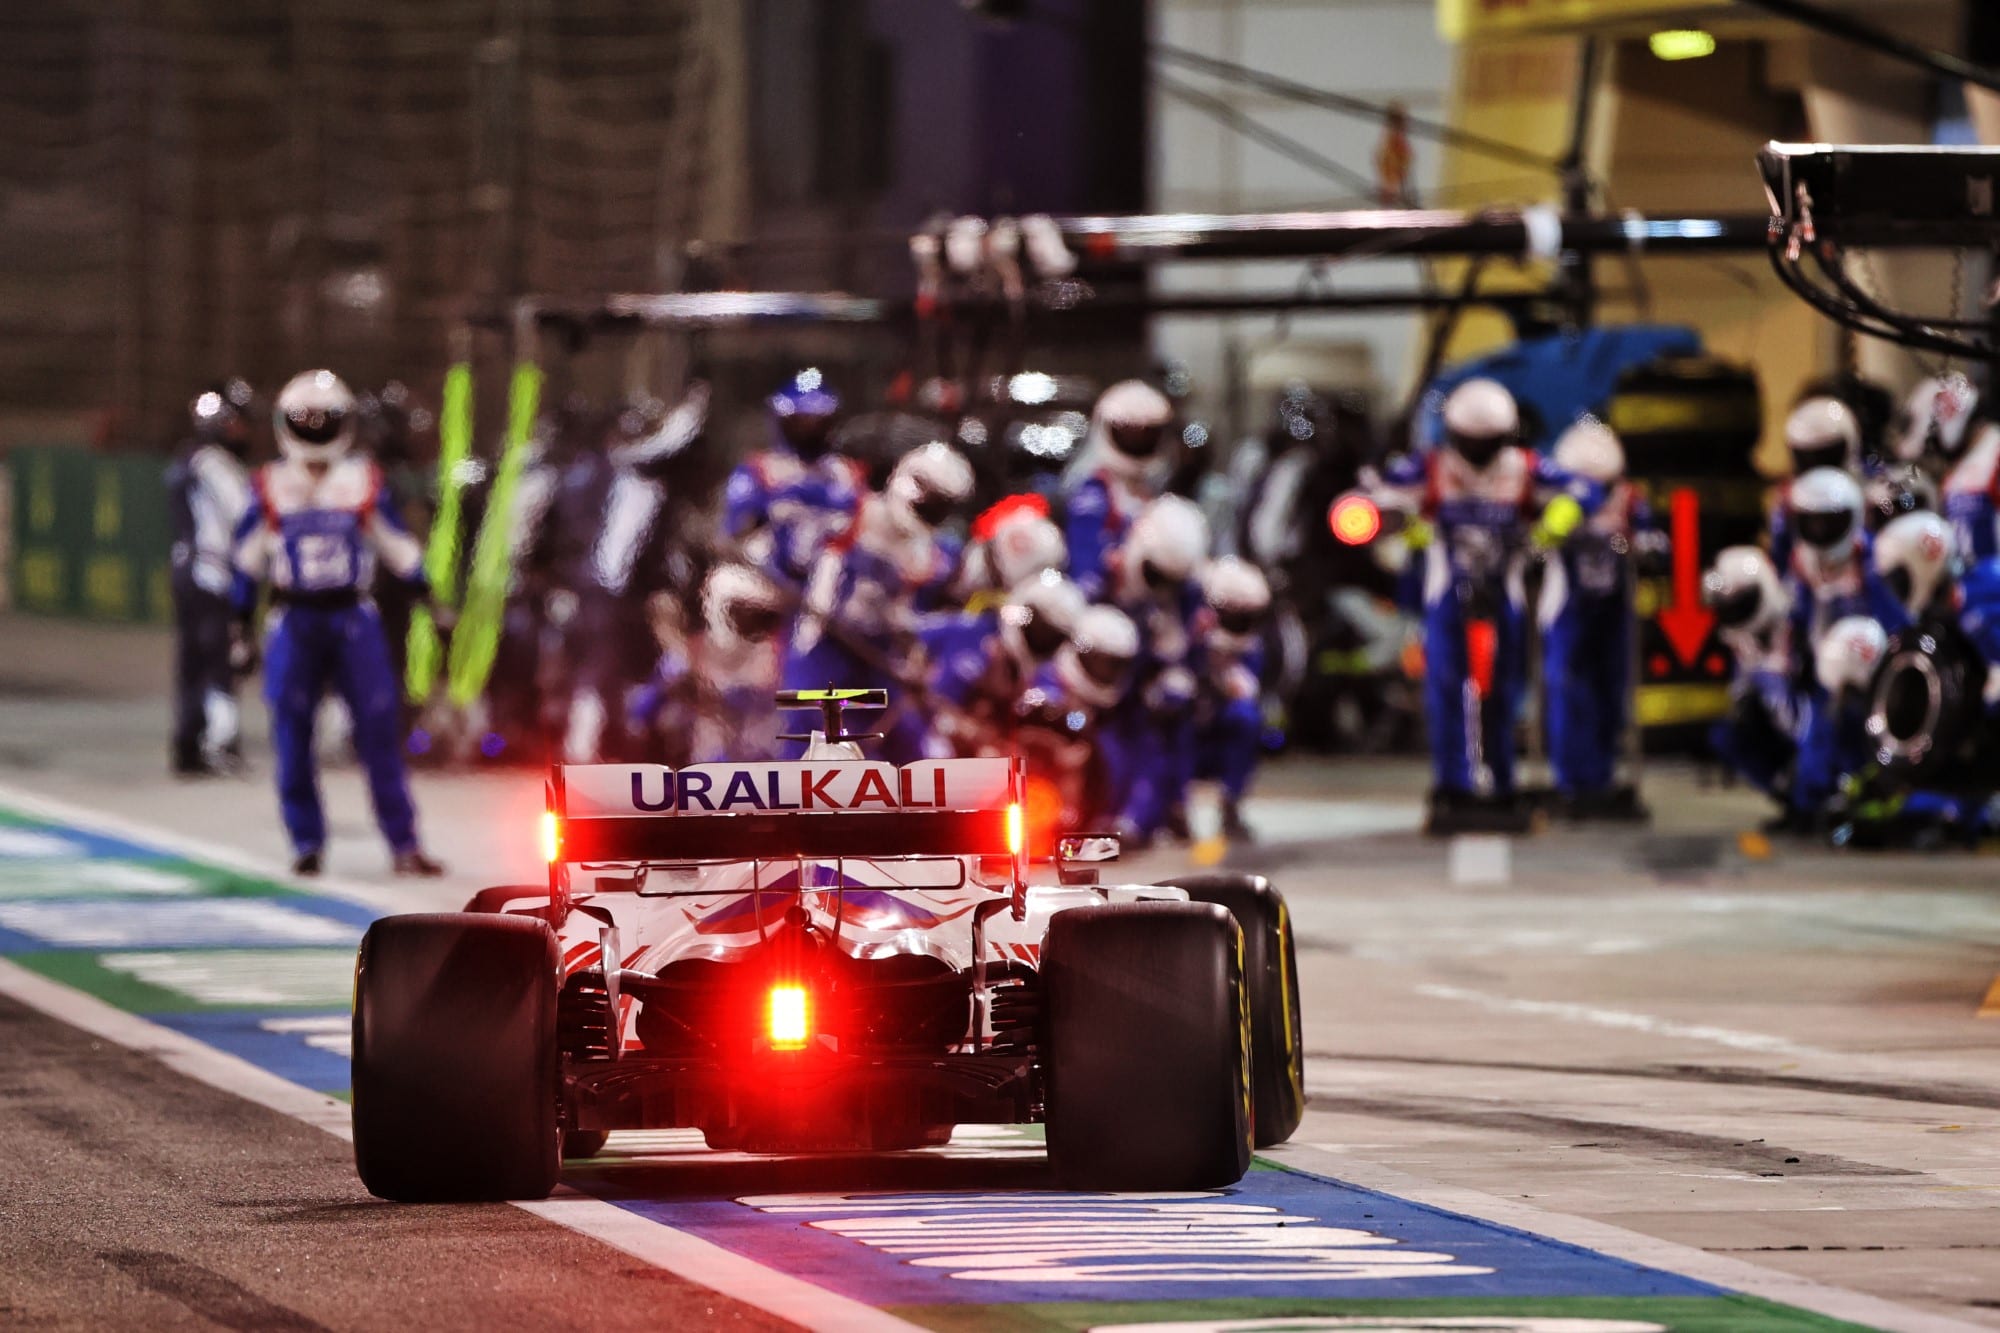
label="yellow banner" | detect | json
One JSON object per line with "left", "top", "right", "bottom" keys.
{"left": 1439, "top": 0, "right": 1725, "bottom": 41}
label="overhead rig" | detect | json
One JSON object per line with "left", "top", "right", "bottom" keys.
{"left": 1762, "top": 143, "right": 2000, "bottom": 361}
{"left": 464, "top": 161, "right": 1995, "bottom": 355}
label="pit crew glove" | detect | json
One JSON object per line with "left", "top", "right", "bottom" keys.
{"left": 1531, "top": 495, "right": 1584, "bottom": 552}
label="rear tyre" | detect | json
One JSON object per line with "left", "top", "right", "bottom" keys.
{"left": 563, "top": 1129, "right": 610, "bottom": 1159}
{"left": 352, "top": 913, "right": 562, "bottom": 1201}
{"left": 1041, "top": 902, "right": 1252, "bottom": 1190}
{"left": 1160, "top": 872, "right": 1306, "bottom": 1147}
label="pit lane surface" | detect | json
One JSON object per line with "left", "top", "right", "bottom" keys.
{"left": 5, "top": 614, "right": 2000, "bottom": 1332}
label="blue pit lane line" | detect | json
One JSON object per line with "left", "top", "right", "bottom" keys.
{"left": 0, "top": 802, "right": 1882, "bottom": 1329}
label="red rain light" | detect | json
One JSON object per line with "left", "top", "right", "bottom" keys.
{"left": 767, "top": 984, "right": 810, "bottom": 1050}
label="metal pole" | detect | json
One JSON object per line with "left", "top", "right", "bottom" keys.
{"left": 1558, "top": 38, "right": 1602, "bottom": 329}
{"left": 1147, "top": 40, "right": 1562, "bottom": 176}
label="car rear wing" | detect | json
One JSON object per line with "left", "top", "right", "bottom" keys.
{"left": 545, "top": 757, "right": 1024, "bottom": 867}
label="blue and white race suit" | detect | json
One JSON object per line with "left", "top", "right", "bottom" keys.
{"left": 1380, "top": 445, "right": 1599, "bottom": 797}
{"left": 232, "top": 457, "right": 428, "bottom": 857}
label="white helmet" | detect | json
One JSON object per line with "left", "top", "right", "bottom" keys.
{"left": 1054, "top": 603, "right": 1139, "bottom": 709}
{"left": 1785, "top": 396, "right": 1862, "bottom": 475}
{"left": 1704, "top": 545, "right": 1789, "bottom": 639}
{"left": 1789, "top": 467, "right": 1865, "bottom": 574}
{"left": 274, "top": 369, "right": 357, "bottom": 463}
{"left": 1199, "top": 554, "right": 1271, "bottom": 652}
{"left": 1441, "top": 378, "right": 1520, "bottom": 470}
{"left": 885, "top": 440, "right": 975, "bottom": 534}
{"left": 1872, "top": 511, "right": 1956, "bottom": 618}
{"left": 701, "top": 562, "right": 785, "bottom": 654}
{"left": 986, "top": 511, "right": 1067, "bottom": 589}
{"left": 1124, "top": 494, "right": 1211, "bottom": 594}
{"left": 1000, "top": 569, "right": 1087, "bottom": 666}
{"left": 1815, "top": 615, "right": 1888, "bottom": 697}
{"left": 1090, "top": 379, "right": 1173, "bottom": 477}
{"left": 1552, "top": 417, "right": 1625, "bottom": 485}
{"left": 1895, "top": 374, "right": 1980, "bottom": 462}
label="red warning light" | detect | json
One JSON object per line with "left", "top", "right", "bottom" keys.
{"left": 1330, "top": 495, "right": 1382, "bottom": 546}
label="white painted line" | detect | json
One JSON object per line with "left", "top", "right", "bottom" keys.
{"left": 1413, "top": 984, "right": 1831, "bottom": 1059}
{"left": 518, "top": 1191, "right": 925, "bottom": 1333}
{"left": 1268, "top": 1143, "right": 1988, "bottom": 1333}
{"left": 101, "top": 948, "right": 358, "bottom": 1008}
{"left": 1447, "top": 836, "right": 1511, "bottom": 886}
{"left": 0, "top": 779, "right": 411, "bottom": 914}
{"left": 0, "top": 897, "right": 360, "bottom": 949}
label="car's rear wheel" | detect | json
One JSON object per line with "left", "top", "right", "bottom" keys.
{"left": 563, "top": 1129, "right": 610, "bottom": 1159}
{"left": 1041, "top": 901, "right": 1252, "bottom": 1189}
{"left": 352, "top": 912, "right": 562, "bottom": 1201}
{"left": 1159, "top": 871, "right": 1306, "bottom": 1147}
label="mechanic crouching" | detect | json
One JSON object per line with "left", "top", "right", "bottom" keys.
{"left": 781, "top": 441, "right": 974, "bottom": 762}
{"left": 1065, "top": 379, "right": 1175, "bottom": 601}
{"left": 232, "top": 371, "right": 445, "bottom": 877}
{"left": 919, "top": 517, "right": 1086, "bottom": 759}
{"left": 1705, "top": 546, "right": 1797, "bottom": 809}
{"left": 630, "top": 562, "right": 788, "bottom": 766}
{"left": 1192, "top": 555, "right": 1272, "bottom": 841}
{"left": 1782, "top": 469, "right": 1909, "bottom": 830}
{"left": 1100, "top": 494, "right": 1211, "bottom": 846}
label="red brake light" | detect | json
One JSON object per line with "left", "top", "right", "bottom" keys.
{"left": 540, "top": 810, "right": 561, "bottom": 863}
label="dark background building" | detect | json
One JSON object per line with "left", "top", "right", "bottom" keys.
{"left": 0, "top": 0, "right": 1147, "bottom": 453}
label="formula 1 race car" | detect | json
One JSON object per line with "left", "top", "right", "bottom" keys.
{"left": 351, "top": 689, "right": 1303, "bottom": 1201}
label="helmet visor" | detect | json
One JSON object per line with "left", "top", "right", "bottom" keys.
{"left": 1216, "top": 606, "right": 1263, "bottom": 638}
{"left": 1079, "top": 647, "right": 1131, "bottom": 689}
{"left": 1791, "top": 442, "right": 1847, "bottom": 475}
{"left": 1447, "top": 430, "right": 1507, "bottom": 469}
{"left": 779, "top": 412, "right": 833, "bottom": 459}
{"left": 1108, "top": 422, "right": 1164, "bottom": 459}
{"left": 284, "top": 406, "right": 347, "bottom": 446}
{"left": 1020, "top": 613, "right": 1067, "bottom": 661}
{"left": 727, "top": 602, "right": 784, "bottom": 643}
{"left": 1709, "top": 585, "right": 1762, "bottom": 630}
{"left": 1883, "top": 566, "right": 1914, "bottom": 609}
{"left": 910, "top": 488, "right": 959, "bottom": 528}
{"left": 1793, "top": 507, "right": 1855, "bottom": 551}
{"left": 1141, "top": 559, "right": 1184, "bottom": 593}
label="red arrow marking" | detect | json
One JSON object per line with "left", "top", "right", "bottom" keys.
{"left": 1656, "top": 486, "right": 1715, "bottom": 667}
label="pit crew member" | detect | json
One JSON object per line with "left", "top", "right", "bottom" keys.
{"left": 231, "top": 370, "right": 444, "bottom": 876}
{"left": 1065, "top": 379, "right": 1174, "bottom": 600}
{"left": 166, "top": 380, "right": 255, "bottom": 776}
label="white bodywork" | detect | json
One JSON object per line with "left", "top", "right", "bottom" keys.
{"left": 521, "top": 737, "right": 1187, "bottom": 1053}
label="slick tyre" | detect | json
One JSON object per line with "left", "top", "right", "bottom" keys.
{"left": 352, "top": 912, "right": 562, "bottom": 1201}
{"left": 1161, "top": 872, "right": 1306, "bottom": 1147}
{"left": 563, "top": 1129, "right": 610, "bottom": 1160}
{"left": 1042, "top": 902, "right": 1252, "bottom": 1190}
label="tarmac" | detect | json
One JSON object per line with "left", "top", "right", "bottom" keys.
{"left": 3, "top": 610, "right": 1998, "bottom": 1332}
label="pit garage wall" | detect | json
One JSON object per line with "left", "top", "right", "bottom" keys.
{"left": 1147, "top": 0, "right": 1458, "bottom": 427}
{"left": 1435, "top": 1, "right": 1991, "bottom": 470}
